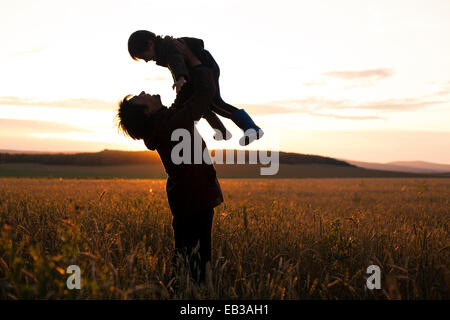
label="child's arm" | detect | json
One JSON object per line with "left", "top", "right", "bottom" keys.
{"left": 170, "top": 39, "right": 202, "bottom": 93}
{"left": 164, "top": 39, "right": 191, "bottom": 93}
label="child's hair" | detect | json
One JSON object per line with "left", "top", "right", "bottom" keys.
{"left": 115, "top": 95, "right": 149, "bottom": 140}
{"left": 128, "top": 30, "right": 157, "bottom": 61}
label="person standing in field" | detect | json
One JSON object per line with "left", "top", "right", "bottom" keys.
{"left": 115, "top": 44, "right": 223, "bottom": 283}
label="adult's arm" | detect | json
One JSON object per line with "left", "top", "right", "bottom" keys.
{"left": 164, "top": 66, "right": 216, "bottom": 132}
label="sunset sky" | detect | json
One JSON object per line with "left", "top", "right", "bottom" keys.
{"left": 1, "top": 0, "right": 449, "bottom": 163}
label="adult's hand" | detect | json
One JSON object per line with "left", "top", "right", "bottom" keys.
{"left": 173, "top": 39, "right": 201, "bottom": 66}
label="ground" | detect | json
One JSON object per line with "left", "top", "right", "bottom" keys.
{"left": 0, "top": 178, "right": 449, "bottom": 299}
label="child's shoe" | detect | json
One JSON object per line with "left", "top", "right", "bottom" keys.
{"left": 213, "top": 128, "right": 232, "bottom": 141}
{"left": 239, "top": 128, "right": 264, "bottom": 146}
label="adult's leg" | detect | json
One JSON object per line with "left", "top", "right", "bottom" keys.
{"left": 197, "top": 208, "right": 214, "bottom": 281}
{"left": 172, "top": 214, "right": 198, "bottom": 280}
{"left": 171, "top": 209, "right": 215, "bottom": 282}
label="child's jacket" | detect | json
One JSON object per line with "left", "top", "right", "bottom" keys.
{"left": 154, "top": 36, "right": 205, "bottom": 83}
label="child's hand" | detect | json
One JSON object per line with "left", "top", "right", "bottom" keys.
{"left": 173, "top": 77, "right": 187, "bottom": 93}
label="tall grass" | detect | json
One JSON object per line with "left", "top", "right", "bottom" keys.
{"left": 0, "top": 178, "right": 449, "bottom": 299}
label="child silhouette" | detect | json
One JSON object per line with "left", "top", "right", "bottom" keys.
{"left": 128, "top": 30, "right": 264, "bottom": 146}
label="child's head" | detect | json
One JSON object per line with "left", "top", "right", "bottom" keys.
{"left": 128, "top": 30, "right": 157, "bottom": 62}
{"left": 115, "top": 91, "right": 163, "bottom": 140}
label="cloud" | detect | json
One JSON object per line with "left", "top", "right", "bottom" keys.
{"left": 0, "top": 96, "right": 116, "bottom": 110}
{"left": 303, "top": 111, "right": 385, "bottom": 120}
{"left": 242, "top": 100, "right": 385, "bottom": 120}
{"left": 286, "top": 97, "right": 446, "bottom": 112}
{"left": 434, "top": 81, "right": 450, "bottom": 96}
{"left": 323, "top": 68, "right": 394, "bottom": 80}
{"left": 11, "top": 45, "right": 48, "bottom": 56}
{"left": 243, "top": 97, "right": 347, "bottom": 115}
{"left": 241, "top": 95, "right": 445, "bottom": 120}
{"left": 240, "top": 103, "right": 298, "bottom": 116}
{"left": 0, "top": 135, "right": 131, "bottom": 153}
{"left": 0, "top": 118, "right": 92, "bottom": 134}
{"left": 348, "top": 99, "right": 445, "bottom": 111}
{"left": 302, "top": 80, "right": 327, "bottom": 86}
{"left": 144, "top": 76, "right": 171, "bottom": 81}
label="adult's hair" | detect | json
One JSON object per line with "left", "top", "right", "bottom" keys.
{"left": 115, "top": 95, "right": 149, "bottom": 140}
{"left": 128, "top": 30, "right": 157, "bottom": 60}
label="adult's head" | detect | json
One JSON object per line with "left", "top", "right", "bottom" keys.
{"left": 115, "top": 91, "right": 163, "bottom": 140}
{"left": 128, "top": 30, "right": 158, "bottom": 62}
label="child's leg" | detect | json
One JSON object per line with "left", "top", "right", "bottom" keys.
{"left": 212, "top": 87, "right": 264, "bottom": 146}
{"left": 199, "top": 50, "right": 239, "bottom": 118}
{"left": 202, "top": 50, "right": 263, "bottom": 145}
{"left": 210, "top": 86, "right": 239, "bottom": 118}
{"left": 203, "top": 109, "right": 232, "bottom": 140}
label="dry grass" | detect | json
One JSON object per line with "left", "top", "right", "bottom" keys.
{"left": 0, "top": 178, "right": 449, "bottom": 299}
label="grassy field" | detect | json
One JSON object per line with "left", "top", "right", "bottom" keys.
{"left": 0, "top": 178, "right": 449, "bottom": 299}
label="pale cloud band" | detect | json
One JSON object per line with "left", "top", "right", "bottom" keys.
{"left": 243, "top": 96, "right": 446, "bottom": 119}
{"left": 0, "top": 118, "right": 90, "bottom": 134}
{"left": 0, "top": 118, "right": 92, "bottom": 134}
{"left": 323, "top": 68, "right": 394, "bottom": 80}
{"left": 10, "top": 45, "right": 48, "bottom": 57}
{"left": 0, "top": 96, "right": 116, "bottom": 110}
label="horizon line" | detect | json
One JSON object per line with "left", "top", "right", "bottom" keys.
{"left": 1, "top": 148, "right": 449, "bottom": 166}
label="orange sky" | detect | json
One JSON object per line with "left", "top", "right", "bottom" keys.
{"left": 0, "top": 0, "right": 449, "bottom": 163}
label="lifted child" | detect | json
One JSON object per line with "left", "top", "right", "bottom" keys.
{"left": 128, "top": 30, "right": 263, "bottom": 146}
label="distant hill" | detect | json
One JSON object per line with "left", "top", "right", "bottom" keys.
{"left": 0, "top": 149, "right": 353, "bottom": 167}
{"left": 346, "top": 159, "right": 450, "bottom": 174}
{"left": 0, "top": 149, "right": 161, "bottom": 166}
{"left": 0, "top": 149, "right": 445, "bottom": 179}
{"left": 388, "top": 161, "right": 450, "bottom": 173}
{"left": 0, "top": 162, "right": 437, "bottom": 179}
{"left": 0, "top": 149, "right": 62, "bottom": 154}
